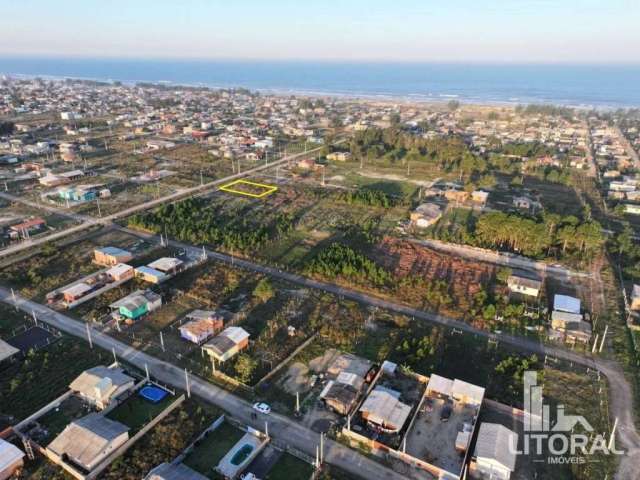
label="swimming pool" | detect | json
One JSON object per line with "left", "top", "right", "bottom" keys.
{"left": 139, "top": 385, "right": 169, "bottom": 403}
{"left": 230, "top": 444, "right": 254, "bottom": 466}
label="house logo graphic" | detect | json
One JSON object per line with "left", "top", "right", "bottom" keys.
{"left": 509, "top": 371, "right": 624, "bottom": 463}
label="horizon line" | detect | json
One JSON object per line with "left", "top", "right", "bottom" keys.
{"left": 0, "top": 53, "right": 639, "bottom": 67}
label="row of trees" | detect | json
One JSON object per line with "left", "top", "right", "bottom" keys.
{"left": 338, "top": 188, "right": 396, "bottom": 208}
{"left": 473, "top": 211, "right": 604, "bottom": 259}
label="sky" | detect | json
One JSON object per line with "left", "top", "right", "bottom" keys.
{"left": 1, "top": 0, "right": 639, "bottom": 63}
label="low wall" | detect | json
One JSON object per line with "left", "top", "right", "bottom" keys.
{"left": 87, "top": 394, "right": 186, "bottom": 479}
{"left": 340, "top": 428, "right": 444, "bottom": 479}
{"left": 254, "top": 333, "right": 318, "bottom": 389}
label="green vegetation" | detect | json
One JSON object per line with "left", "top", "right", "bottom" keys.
{"left": 106, "top": 392, "right": 175, "bottom": 432}
{"left": 184, "top": 421, "right": 245, "bottom": 476}
{"left": 129, "top": 198, "right": 299, "bottom": 253}
{"left": 0, "top": 337, "right": 111, "bottom": 421}
{"left": 431, "top": 209, "right": 604, "bottom": 260}
{"left": 338, "top": 187, "right": 396, "bottom": 208}
{"left": 266, "top": 454, "right": 314, "bottom": 479}
{"left": 306, "top": 243, "right": 391, "bottom": 287}
{"left": 102, "top": 401, "right": 217, "bottom": 480}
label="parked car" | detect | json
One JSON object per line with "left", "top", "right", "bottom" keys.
{"left": 253, "top": 402, "right": 271, "bottom": 415}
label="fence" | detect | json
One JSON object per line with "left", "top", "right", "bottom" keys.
{"left": 254, "top": 333, "right": 318, "bottom": 389}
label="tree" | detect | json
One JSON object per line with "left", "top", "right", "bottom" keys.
{"left": 448, "top": 100, "right": 460, "bottom": 111}
{"left": 253, "top": 278, "right": 275, "bottom": 303}
{"left": 234, "top": 354, "right": 257, "bottom": 384}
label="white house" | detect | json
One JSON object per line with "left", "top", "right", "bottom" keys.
{"left": 471, "top": 423, "right": 518, "bottom": 480}
{"left": 0, "top": 439, "right": 25, "bottom": 480}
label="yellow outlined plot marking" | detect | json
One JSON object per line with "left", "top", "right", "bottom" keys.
{"left": 219, "top": 179, "right": 278, "bottom": 198}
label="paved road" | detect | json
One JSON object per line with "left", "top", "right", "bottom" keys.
{"left": 119, "top": 226, "right": 640, "bottom": 480}
{"left": 0, "top": 287, "right": 421, "bottom": 480}
{"left": 0, "top": 145, "right": 326, "bottom": 259}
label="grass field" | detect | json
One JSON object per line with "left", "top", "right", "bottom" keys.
{"left": 106, "top": 390, "right": 174, "bottom": 432}
{"left": 184, "top": 421, "right": 245, "bottom": 477}
{"left": 266, "top": 454, "right": 314, "bottom": 479}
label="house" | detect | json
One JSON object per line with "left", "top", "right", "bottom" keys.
{"left": 0, "top": 439, "right": 25, "bottom": 480}
{"left": 94, "top": 247, "right": 133, "bottom": 266}
{"left": 110, "top": 290, "right": 162, "bottom": 320}
{"left": 202, "top": 326, "right": 250, "bottom": 363}
{"left": 326, "top": 152, "right": 351, "bottom": 162}
{"left": 471, "top": 423, "right": 518, "bottom": 480}
{"left": 410, "top": 203, "right": 442, "bottom": 228}
{"left": 106, "top": 263, "right": 134, "bottom": 282}
{"left": 145, "top": 462, "right": 209, "bottom": 480}
{"left": 147, "top": 140, "right": 176, "bottom": 150}
{"left": 471, "top": 190, "right": 489, "bottom": 207}
{"left": 0, "top": 339, "right": 19, "bottom": 363}
{"left": 320, "top": 380, "right": 360, "bottom": 416}
{"left": 147, "top": 257, "right": 184, "bottom": 275}
{"left": 135, "top": 266, "right": 167, "bottom": 284}
{"left": 47, "top": 413, "right": 129, "bottom": 472}
{"left": 444, "top": 189, "right": 470, "bottom": 204}
{"left": 179, "top": 310, "right": 224, "bottom": 345}
{"left": 62, "top": 282, "right": 93, "bottom": 303}
{"left": 9, "top": 217, "right": 46, "bottom": 239}
{"left": 553, "top": 294, "right": 581, "bottom": 314}
{"left": 624, "top": 204, "right": 640, "bottom": 215}
{"left": 69, "top": 366, "right": 135, "bottom": 410}
{"left": 320, "top": 371, "right": 366, "bottom": 415}
{"left": 359, "top": 386, "right": 412, "bottom": 433}
{"left": 297, "top": 158, "right": 316, "bottom": 170}
{"left": 507, "top": 273, "right": 542, "bottom": 298}
{"left": 630, "top": 285, "right": 640, "bottom": 310}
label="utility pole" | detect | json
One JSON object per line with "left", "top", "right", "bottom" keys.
{"left": 296, "top": 392, "right": 300, "bottom": 414}
{"left": 145, "top": 364, "right": 150, "bottom": 381}
{"left": 599, "top": 325, "right": 608, "bottom": 353}
{"left": 265, "top": 421, "right": 269, "bottom": 438}
{"left": 112, "top": 347, "right": 118, "bottom": 366}
{"left": 96, "top": 198, "right": 102, "bottom": 217}
{"left": 160, "top": 331, "right": 165, "bottom": 352}
{"left": 608, "top": 417, "right": 619, "bottom": 450}
{"left": 591, "top": 334, "right": 599, "bottom": 353}
{"left": 86, "top": 323, "right": 93, "bottom": 349}
{"left": 185, "top": 368, "right": 191, "bottom": 398}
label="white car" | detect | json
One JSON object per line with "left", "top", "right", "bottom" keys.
{"left": 252, "top": 402, "right": 271, "bottom": 415}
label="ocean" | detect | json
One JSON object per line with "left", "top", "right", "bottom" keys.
{"left": 1, "top": 57, "right": 639, "bottom": 108}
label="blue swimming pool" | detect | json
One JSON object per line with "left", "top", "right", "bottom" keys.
{"left": 139, "top": 385, "right": 169, "bottom": 403}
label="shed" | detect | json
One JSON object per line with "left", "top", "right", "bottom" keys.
{"left": 62, "top": 283, "right": 93, "bottom": 302}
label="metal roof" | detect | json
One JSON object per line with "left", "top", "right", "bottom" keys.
{"left": 69, "top": 366, "right": 134, "bottom": 401}
{"left": 47, "top": 413, "right": 128, "bottom": 469}
{"left": 473, "top": 423, "right": 518, "bottom": 472}
{"left": 148, "top": 257, "right": 183, "bottom": 272}
{"left": 0, "top": 439, "right": 25, "bottom": 472}
{"left": 553, "top": 294, "right": 581, "bottom": 314}
{"left": 145, "top": 462, "right": 209, "bottom": 480}
{"left": 0, "top": 339, "right": 19, "bottom": 362}
{"left": 359, "top": 387, "right": 411, "bottom": 431}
